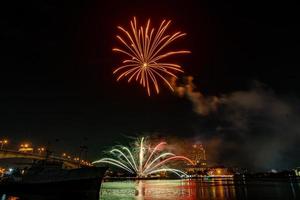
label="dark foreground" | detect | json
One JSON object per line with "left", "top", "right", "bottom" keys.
{"left": 0, "top": 167, "right": 107, "bottom": 200}
{"left": 1, "top": 177, "right": 300, "bottom": 200}
{"left": 1, "top": 178, "right": 102, "bottom": 200}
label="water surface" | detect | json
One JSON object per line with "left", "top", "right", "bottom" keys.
{"left": 1, "top": 178, "right": 299, "bottom": 199}
{"left": 100, "top": 178, "right": 300, "bottom": 200}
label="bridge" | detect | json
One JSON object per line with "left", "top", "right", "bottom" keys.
{"left": 0, "top": 149, "right": 91, "bottom": 169}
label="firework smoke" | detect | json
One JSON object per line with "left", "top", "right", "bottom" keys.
{"left": 172, "top": 76, "right": 220, "bottom": 115}
{"left": 172, "top": 76, "right": 300, "bottom": 170}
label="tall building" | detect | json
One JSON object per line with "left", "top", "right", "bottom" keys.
{"left": 185, "top": 142, "right": 207, "bottom": 176}
{"left": 191, "top": 143, "right": 206, "bottom": 166}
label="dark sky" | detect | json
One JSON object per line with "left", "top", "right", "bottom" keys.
{"left": 1, "top": 0, "right": 299, "bottom": 169}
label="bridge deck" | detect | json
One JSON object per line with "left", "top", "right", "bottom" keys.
{"left": 0, "top": 149, "right": 89, "bottom": 169}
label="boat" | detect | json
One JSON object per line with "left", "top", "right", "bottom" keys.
{"left": 0, "top": 160, "right": 107, "bottom": 200}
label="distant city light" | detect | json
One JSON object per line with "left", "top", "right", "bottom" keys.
{"left": 19, "top": 143, "right": 33, "bottom": 153}
{"left": 0, "top": 139, "right": 9, "bottom": 150}
{"left": 37, "top": 147, "right": 45, "bottom": 154}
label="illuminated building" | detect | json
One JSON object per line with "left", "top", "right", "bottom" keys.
{"left": 185, "top": 143, "right": 208, "bottom": 176}
{"left": 190, "top": 143, "right": 206, "bottom": 166}
{"left": 207, "top": 167, "right": 234, "bottom": 177}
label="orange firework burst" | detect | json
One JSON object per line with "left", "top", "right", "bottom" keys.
{"left": 113, "top": 17, "right": 190, "bottom": 96}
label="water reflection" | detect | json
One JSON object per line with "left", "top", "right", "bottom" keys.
{"left": 1, "top": 178, "right": 299, "bottom": 200}
{"left": 100, "top": 178, "right": 300, "bottom": 200}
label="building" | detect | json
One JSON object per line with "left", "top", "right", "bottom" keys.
{"left": 191, "top": 143, "right": 206, "bottom": 166}
{"left": 207, "top": 166, "right": 234, "bottom": 177}
{"left": 185, "top": 143, "right": 235, "bottom": 177}
{"left": 185, "top": 142, "right": 208, "bottom": 175}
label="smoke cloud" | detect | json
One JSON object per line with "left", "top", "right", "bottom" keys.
{"left": 172, "top": 77, "right": 300, "bottom": 170}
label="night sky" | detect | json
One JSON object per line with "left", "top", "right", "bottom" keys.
{"left": 1, "top": 0, "right": 299, "bottom": 169}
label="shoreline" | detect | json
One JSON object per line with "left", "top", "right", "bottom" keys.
{"left": 103, "top": 175, "right": 300, "bottom": 181}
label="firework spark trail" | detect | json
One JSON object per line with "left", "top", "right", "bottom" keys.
{"left": 122, "top": 146, "right": 138, "bottom": 171}
{"left": 111, "top": 149, "right": 136, "bottom": 172}
{"left": 143, "top": 142, "right": 166, "bottom": 171}
{"left": 144, "top": 156, "right": 194, "bottom": 174}
{"left": 139, "top": 137, "right": 144, "bottom": 175}
{"left": 93, "top": 137, "right": 193, "bottom": 177}
{"left": 96, "top": 158, "right": 135, "bottom": 174}
{"left": 143, "top": 152, "right": 175, "bottom": 172}
{"left": 113, "top": 17, "right": 190, "bottom": 96}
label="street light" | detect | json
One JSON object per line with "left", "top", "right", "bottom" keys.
{"left": 19, "top": 143, "right": 33, "bottom": 153}
{"left": 0, "top": 139, "right": 8, "bottom": 150}
{"left": 37, "top": 147, "right": 45, "bottom": 154}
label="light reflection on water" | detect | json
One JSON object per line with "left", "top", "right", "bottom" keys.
{"left": 100, "top": 178, "right": 300, "bottom": 200}
{"left": 1, "top": 178, "right": 299, "bottom": 200}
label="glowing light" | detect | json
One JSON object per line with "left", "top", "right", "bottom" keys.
{"left": 0, "top": 139, "right": 8, "bottom": 150}
{"left": 93, "top": 137, "right": 193, "bottom": 177}
{"left": 113, "top": 17, "right": 190, "bottom": 96}
{"left": 19, "top": 143, "right": 33, "bottom": 153}
{"left": 37, "top": 147, "right": 45, "bottom": 154}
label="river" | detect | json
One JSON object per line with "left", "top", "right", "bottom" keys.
{"left": 100, "top": 178, "right": 300, "bottom": 200}
{"left": 1, "top": 178, "right": 299, "bottom": 199}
